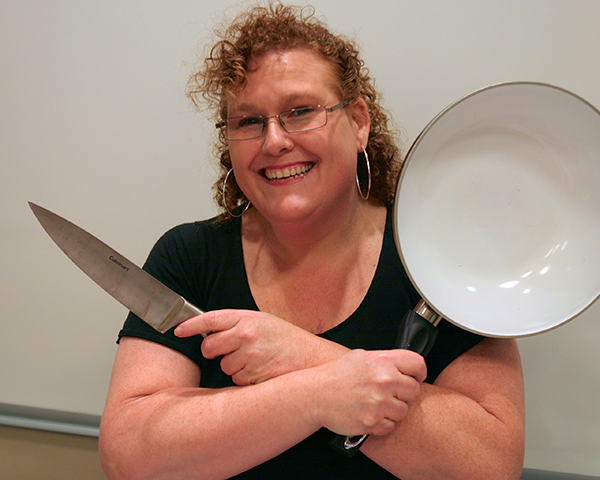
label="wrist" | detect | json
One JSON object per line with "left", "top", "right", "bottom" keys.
{"left": 304, "top": 336, "right": 349, "bottom": 369}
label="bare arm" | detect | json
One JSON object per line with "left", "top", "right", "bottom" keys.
{"left": 361, "top": 338, "right": 525, "bottom": 480}
{"left": 173, "top": 310, "right": 525, "bottom": 479}
{"left": 99, "top": 335, "right": 426, "bottom": 480}
{"left": 100, "top": 311, "right": 523, "bottom": 480}
{"left": 99, "top": 337, "right": 318, "bottom": 480}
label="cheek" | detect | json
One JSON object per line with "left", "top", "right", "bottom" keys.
{"left": 329, "top": 115, "right": 361, "bottom": 154}
{"left": 329, "top": 131, "right": 359, "bottom": 171}
{"left": 228, "top": 143, "right": 258, "bottom": 171}
{"left": 226, "top": 149, "right": 255, "bottom": 197}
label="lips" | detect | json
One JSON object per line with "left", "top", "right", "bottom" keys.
{"left": 263, "top": 163, "right": 314, "bottom": 181}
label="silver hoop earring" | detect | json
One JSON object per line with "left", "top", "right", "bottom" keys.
{"left": 223, "top": 168, "right": 250, "bottom": 218}
{"left": 356, "top": 149, "right": 371, "bottom": 200}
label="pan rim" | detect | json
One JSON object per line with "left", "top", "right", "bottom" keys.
{"left": 393, "top": 81, "right": 600, "bottom": 338}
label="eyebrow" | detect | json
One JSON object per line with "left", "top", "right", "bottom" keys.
{"left": 228, "top": 92, "right": 327, "bottom": 117}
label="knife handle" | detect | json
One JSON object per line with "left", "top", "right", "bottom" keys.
{"left": 157, "top": 298, "right": 205, "bottom": 334}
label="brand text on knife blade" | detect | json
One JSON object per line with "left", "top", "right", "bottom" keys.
{"left": 109, "top": 255, "right": 129, "bottom": 272}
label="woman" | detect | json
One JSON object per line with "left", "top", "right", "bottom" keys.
{"left": 99, "top": 3, "right": 525, "bottom": 479}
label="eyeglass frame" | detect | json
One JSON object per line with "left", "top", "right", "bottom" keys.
{"left": 215, "top": 99, "right": 351, "bottom": 140}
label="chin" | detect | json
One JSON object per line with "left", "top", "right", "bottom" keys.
{"left": 260, "top": 199, "right": 320, "bottom": 224}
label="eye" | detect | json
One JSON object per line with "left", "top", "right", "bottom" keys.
{"left": 232, "top": 116, "right": 263, "bottom": 129}
{"left": 288, "top": 106, "right": 318, "bottom": 118}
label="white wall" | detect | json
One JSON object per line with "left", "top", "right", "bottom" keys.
{"left": 1, "top": 0, "right": 599, "bottom": 475}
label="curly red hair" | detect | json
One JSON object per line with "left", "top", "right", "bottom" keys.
{"left": 187, "top": 2, "right": 403, "bottom": 217}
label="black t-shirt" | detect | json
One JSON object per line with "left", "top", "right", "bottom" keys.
{"left": 119, "top": 206, "right": 484, "bottom": 479}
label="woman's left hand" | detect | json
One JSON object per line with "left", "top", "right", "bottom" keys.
{"left": 174, "top": 310, "right": 347, "bottom": 385}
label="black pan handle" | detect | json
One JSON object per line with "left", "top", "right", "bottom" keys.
{"left": 395, "top": 309, "right": 439, "bottom": 355}
{"left": 328, "top": 305, "right": 440, "bottom": 457}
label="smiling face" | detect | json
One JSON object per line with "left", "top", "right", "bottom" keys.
{"left": 227, "top": 48, "right": 370, "bottom": 226}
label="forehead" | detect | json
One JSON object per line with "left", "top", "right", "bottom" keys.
{"left": 227, "top": 49, "right": 341, "bottom": 111}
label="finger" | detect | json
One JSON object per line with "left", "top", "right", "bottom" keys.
{"left": 201, "top": 330, "right": 242, "bottom": 359}
{"left": 174, "top": 309, "right": 240, "bottom": 338}
{"left": 231, "top": 368, "right": 255, "bottom": 387}
{"left": 391, "top": 350, "right": 428, "bottom": 383}
{"left": 218, "top": 349, "right": 247, "bottom": 376}
{"left": 173, "top": 314, "right": 206, "bottom": 338}
{"left": 385, "top": 399, "right": 410, "bottom": 423}
{"left": 395, "top": 376, "right": 422, "bottom": 404}
{"left": 369, "top": 417, "right": 397, "bottom": 437}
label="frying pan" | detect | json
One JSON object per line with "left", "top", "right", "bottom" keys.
{"left": 395, "top": 81, "right": 600, "bottom": 338}
{"left": 331, "top": 81, "right": 600, "bottom": 456}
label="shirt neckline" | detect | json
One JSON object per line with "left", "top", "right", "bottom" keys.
{"left": 234, "top": 205, "right": 393, "bottom": 336}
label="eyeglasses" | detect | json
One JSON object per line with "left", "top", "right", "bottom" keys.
{"left": 216, "top": 100, "right": 350, "bottom": 140}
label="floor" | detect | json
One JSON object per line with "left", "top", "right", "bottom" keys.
{"left": 0, "top": 425, "right": 106, "bottom": 480}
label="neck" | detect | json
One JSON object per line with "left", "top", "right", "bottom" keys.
{"left": 244, "top": 198, "right": 386, "bottom": 265}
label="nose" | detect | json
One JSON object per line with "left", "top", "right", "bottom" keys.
{"left": 262, "top": 117, "right": 294, "bottom": 156}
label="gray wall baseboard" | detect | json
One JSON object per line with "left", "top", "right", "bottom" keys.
{"left": 1, "top": 403, "right": 598, "bottom": 479}
{"left": 0, "top": 402, "right": 100, "bottom": 437}
{"left": 521, "top": 468, "right": 599, "bottom": 480}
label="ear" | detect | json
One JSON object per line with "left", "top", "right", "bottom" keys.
{"left": 350, "top": 97, "right": 371, "bottom": 151}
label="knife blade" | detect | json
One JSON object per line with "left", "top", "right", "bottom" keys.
{"left": 29, "top": 202, "right": 204, "bottom": 334}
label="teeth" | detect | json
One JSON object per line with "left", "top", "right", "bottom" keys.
{"left": 265, "top": 163, "right": 312, "bottom": 181}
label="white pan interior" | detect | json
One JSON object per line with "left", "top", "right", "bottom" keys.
{"left": 394, "top": 82, "right": 600, "bottom": 337}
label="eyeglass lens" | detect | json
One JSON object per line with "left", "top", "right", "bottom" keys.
{"left": 225, "top": 106, "right": 328, "bottom": 140}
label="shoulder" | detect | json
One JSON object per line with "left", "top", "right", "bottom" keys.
{"left": 139, "top": 215, "right": 240, "bottom": 289}
{"left": 158, "top": 215, "right": 237, "bottom": 243}
{"left": 151, "top": 216, "right": 240, "bottom": 258}
{"left": 424, "top": 321, "right": 486, "bottom": 384}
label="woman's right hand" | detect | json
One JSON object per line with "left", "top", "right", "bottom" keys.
{"left": 175, "top": 309, "right": 349, "bottom": 385}
{"left": 308, "top": 348, "right": 427, "bottom": 437}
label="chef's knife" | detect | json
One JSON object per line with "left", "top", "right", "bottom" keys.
{"left": 29, "top": 202, "right": 204, "bottom": 334}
